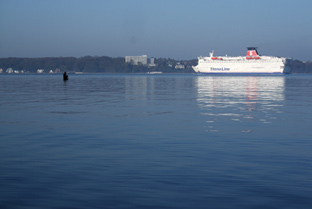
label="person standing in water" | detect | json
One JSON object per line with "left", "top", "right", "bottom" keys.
{"left": 63, "top": 72, "right": 68, "bottom": 81}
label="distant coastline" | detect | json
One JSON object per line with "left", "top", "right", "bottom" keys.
{"left": 0, "top": 56, "right": 311, "bottom": 74}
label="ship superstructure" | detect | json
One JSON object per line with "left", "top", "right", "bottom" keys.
{"left": 193, "top": 47, "right": 291, "bottom": 74}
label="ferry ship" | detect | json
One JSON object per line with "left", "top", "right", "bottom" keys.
{"left": 193, "top": 47, "right": 291, "bottom": 74}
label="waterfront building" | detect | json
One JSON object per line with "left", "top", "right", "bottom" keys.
{"left": 149, "top": 57, "right": 156, "bottom": 67}
{"left": 37, "top": 69, "right": 44, "bottom": 73}
{"left": 125, "top": 55, "right": 148, "bottom": 65}
{"left": 6, "top": 68, "right": 13, "bottom": 73}
{"left": 175, "top": 62, "right": 185, "bottom": 69}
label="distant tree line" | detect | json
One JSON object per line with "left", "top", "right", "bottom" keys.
{"left": 0, "top": 56, "right": 196, "bottom": 74}
{"left": 288, "top": 60, "right": 312, "bottom": 74}
{"left": 0, "top": 56, "right": 311, "bottom": 73}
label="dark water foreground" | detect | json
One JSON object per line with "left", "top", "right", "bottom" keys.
{"left": 1, "top": 74, "right": 312, "bottom": 209}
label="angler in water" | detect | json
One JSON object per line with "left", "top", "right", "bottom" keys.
{"left": 63, "top": 72, "right": 68, "bottom": 81}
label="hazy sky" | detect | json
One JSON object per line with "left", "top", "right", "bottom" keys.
{"left": 1, "top": 0, "right": 311, "bottom": 60}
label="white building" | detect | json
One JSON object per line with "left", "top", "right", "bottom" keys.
{"left": 37, "top": 69, "right": 44, "bottom": 73}
{"left": 175, "top": 62, "right": 185, "bottom": 69}
{"left": 149, "top": 57, "right": 156, "bottom": 67}
{"left": 125, "top": 55, "right": 148, "bottom": 65}
{"left": 6, "top": 68, "right": 13, "bottom": 73}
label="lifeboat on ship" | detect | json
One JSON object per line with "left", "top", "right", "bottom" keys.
{"left": 209, "top": 51, "right": 223, "bottom": 60}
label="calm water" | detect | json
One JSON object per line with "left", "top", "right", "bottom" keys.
{"left": 1, "top": 74, "right": 312, "bottom": 209}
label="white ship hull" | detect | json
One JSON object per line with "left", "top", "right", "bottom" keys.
{"left": 193, "top": 48, "right": 291, "bottom": 74}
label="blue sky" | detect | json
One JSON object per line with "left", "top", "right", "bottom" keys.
{"left": 0, "top": 0, "right": 311, "bottom": 60}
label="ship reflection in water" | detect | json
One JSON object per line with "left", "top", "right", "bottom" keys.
{"left": 196, "top": 76, "right": 285, "bottom": 133}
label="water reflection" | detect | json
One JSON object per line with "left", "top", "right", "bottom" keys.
{"left": 125, "top": 75, "right": 197, "bottom": 101}
{"left": 125, "top": 76, "right": 151, "bottom": 101}
{"left": 196, "top": 76, "right": 285, "bottom": 133}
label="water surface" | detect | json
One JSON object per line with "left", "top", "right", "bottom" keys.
{"left": 1, "top": 74, "right": 312, "bottom": 208}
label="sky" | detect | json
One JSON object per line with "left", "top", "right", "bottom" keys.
{"left": 0, "top": 0, "right": 312, "bottom": 60}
